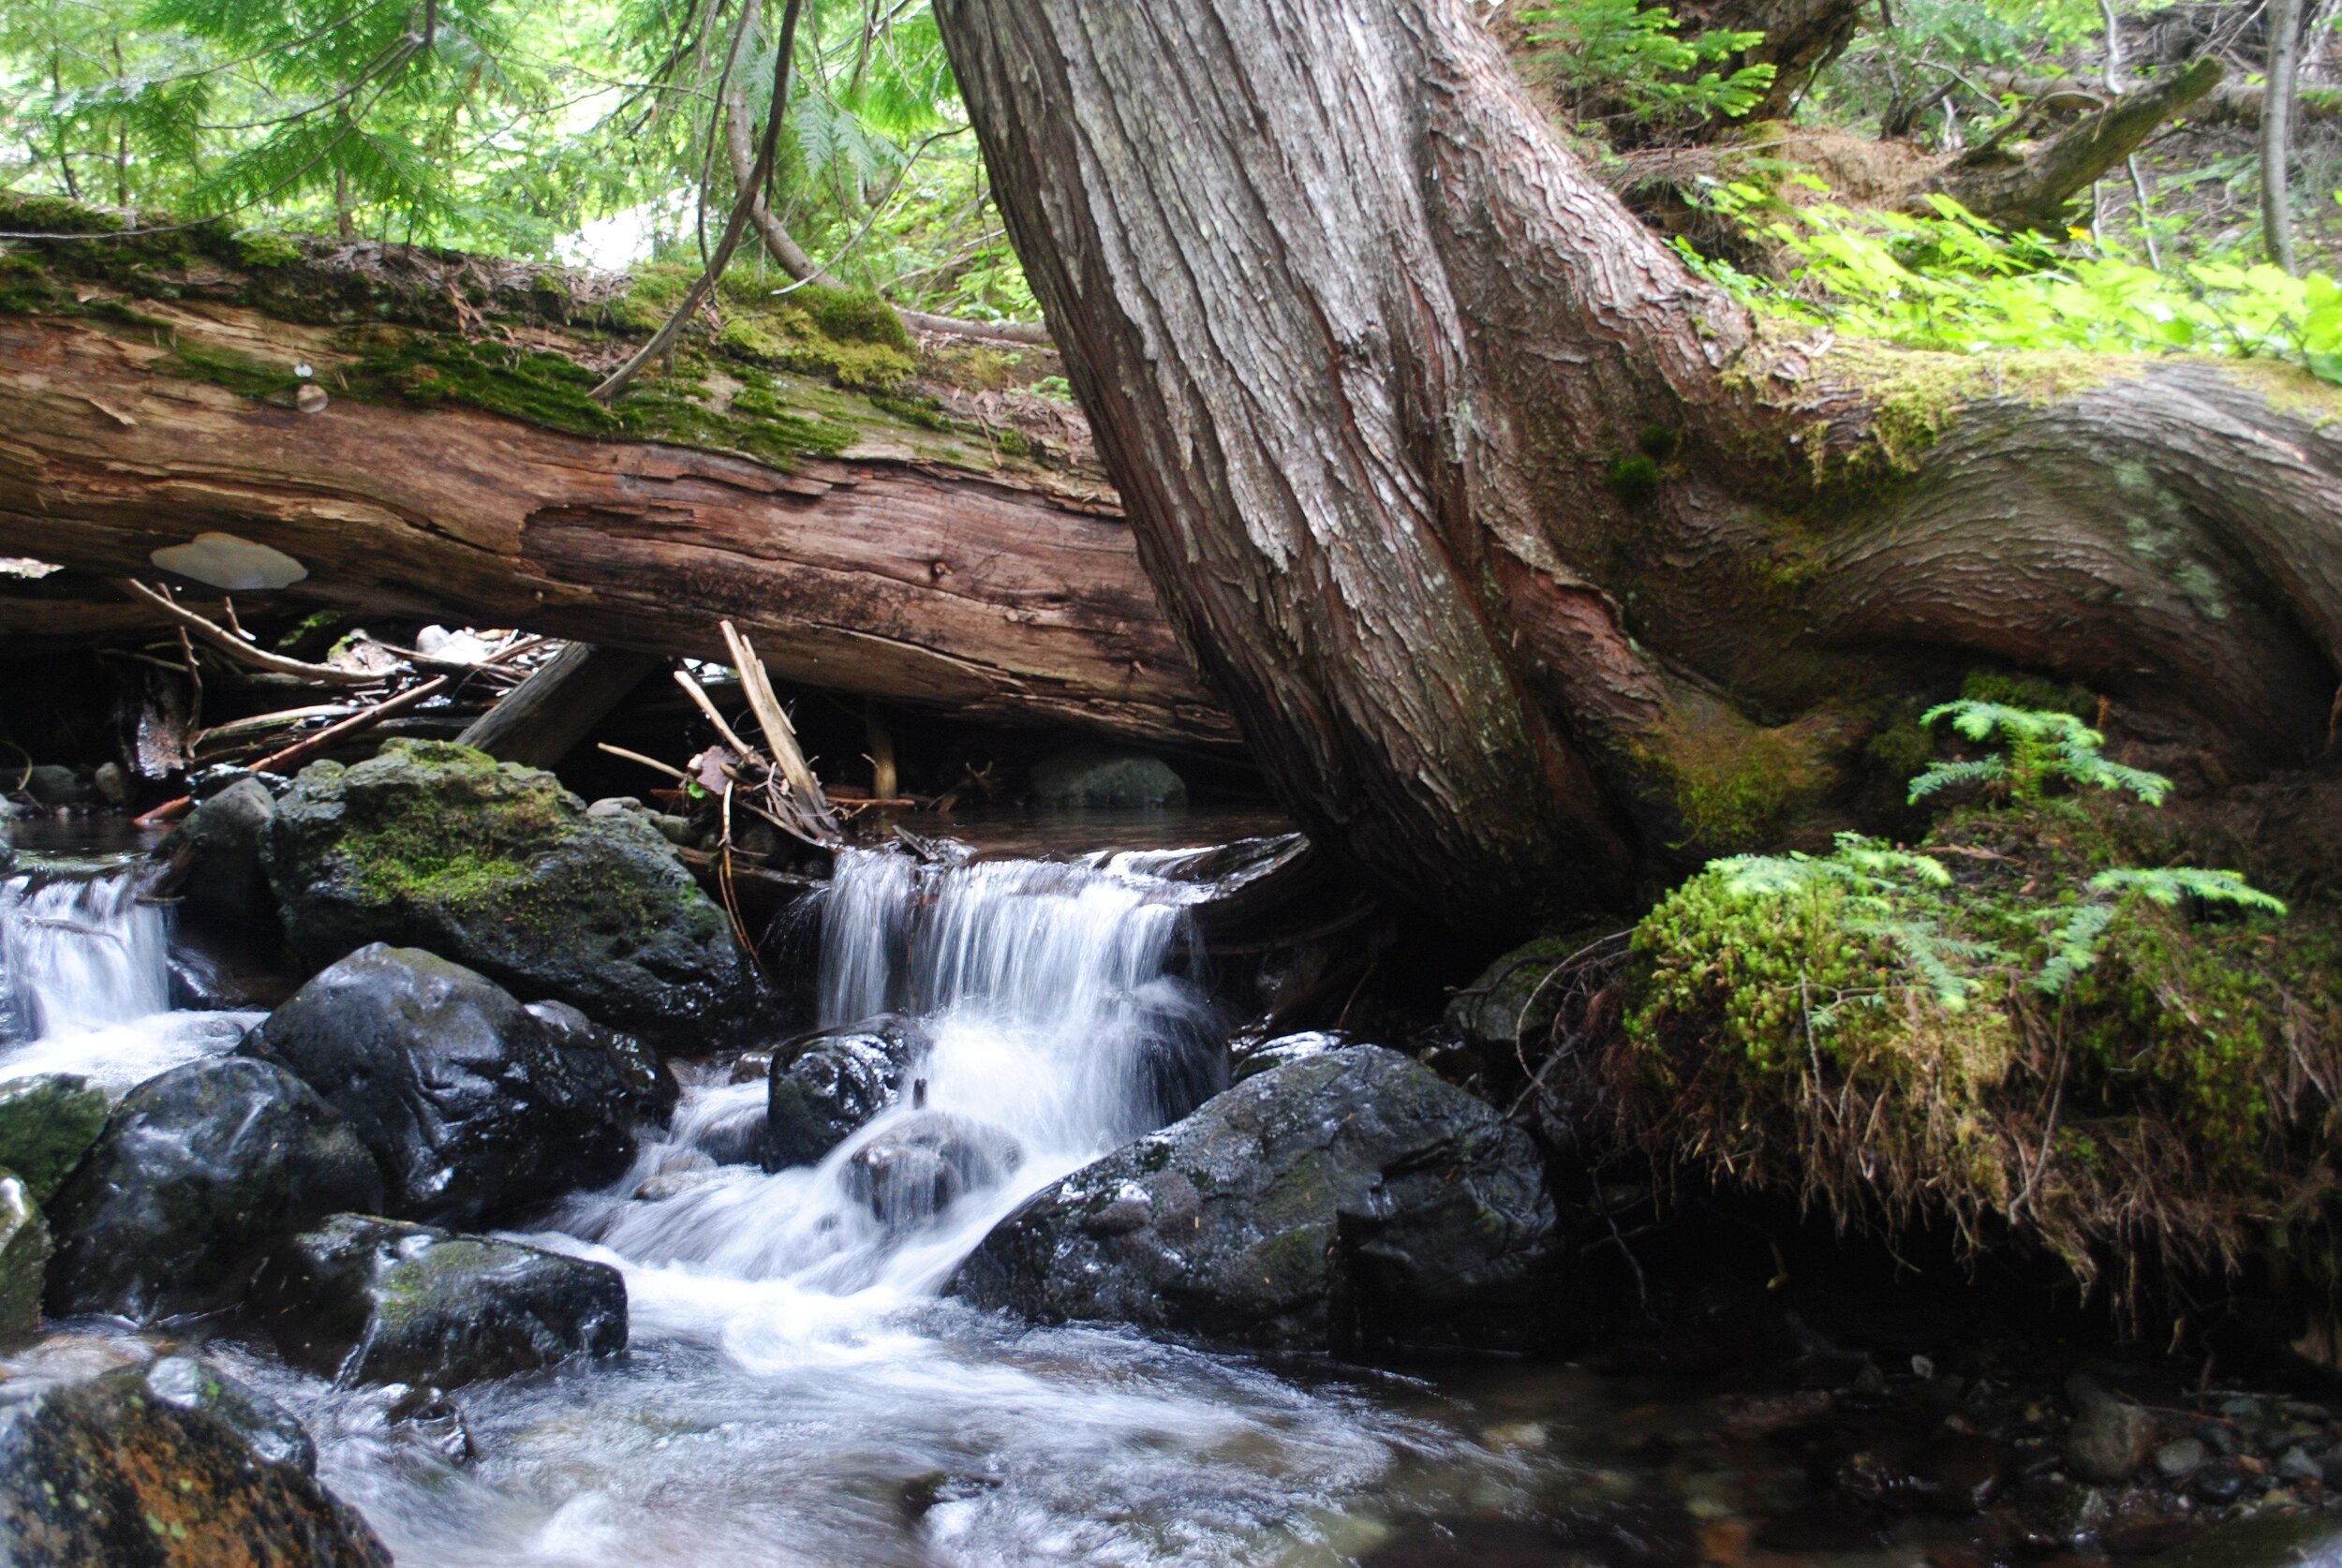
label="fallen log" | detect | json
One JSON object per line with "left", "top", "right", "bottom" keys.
{"left": 0, "top": 214, "right": 1234, "bottom": 753}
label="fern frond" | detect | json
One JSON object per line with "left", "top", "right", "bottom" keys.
{"left": 1907, "top": 755, "right": 2005, "bottom": 802}
{"left": 2091, "top": 867, "right": 2288, "bottom": 914}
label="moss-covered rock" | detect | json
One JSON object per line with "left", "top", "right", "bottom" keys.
{"left": 43, "top": 1058, "right": 384, "bottom": 1323}
{"left": 1613, "top": 795, "right": 2342, "bottom": 1302}
{"left": 243, "top": 944, "right": 671, "bottom": 1225}
{"left": 0, "top": 1354, "right": 389, "bottom": 1566}
{"left": 253, "top": 1214, "right": 626, "bottom": 1391}
{"left": 0, "top": 1173, "right": 50, "bottom": 1342}
{"left": 0, "top": 1075, "right": 110, "bottom": 1204}
{"left": 261, "top": 740, "right": 750, "bottom": 1041}
{"left": 765, "top": 1015, "right": 927, "bottom": 1170}
{"left": 1027, "top": 747, "right": 1187, "bottom": 809}
{"left": 952, "top": 1047, "right": 1563, "bottom": 1355}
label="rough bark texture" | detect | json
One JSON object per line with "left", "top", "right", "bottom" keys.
{"left": 938, "top": 0, "right": 2342, "bottom": 926}
{"left": 0, "top": 300, "right": 1231, "bottom": 748}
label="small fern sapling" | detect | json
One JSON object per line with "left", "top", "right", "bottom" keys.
{"left": 1907, "top": 701, "right": 2172, "bottom": 806}
{"left": 2034, "top": 867, "right": 2290, "bottom": 995}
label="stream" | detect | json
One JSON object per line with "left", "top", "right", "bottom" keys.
{"left": 4, "top": 826, "right": 2328, "bottom": 1567}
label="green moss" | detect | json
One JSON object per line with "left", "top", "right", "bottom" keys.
{"left": 1642, "top": 708, "right": 1831, "bottom": 851}
{"left": 233, "top": 230, "right": 305, "bottom": 270}
{"left": 1606, "top": 453, "right": 1662, "bottom": 505}
{"left": 794, "top": 284, "right": 913, "bottom": 353}
{"left": 1958, "top": 666, "right": 2096, "bottom": 720}
{"left": 1617, "top": 791, "right": 2342, "bottom": 1305}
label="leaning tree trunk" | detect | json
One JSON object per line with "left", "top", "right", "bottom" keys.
{"left": 936, "top": 0, "right": 2342, "bottom": 929}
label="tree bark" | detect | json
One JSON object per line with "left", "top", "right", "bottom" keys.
{"left": 936, "top": 0, "right": 2342, "bottom": 929}
{"left": 0, "top": 304, "right": 1233, "bottom": 749}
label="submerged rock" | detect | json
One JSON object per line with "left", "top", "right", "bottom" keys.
{"left": 254, "top": 1214, "right": 627, "bottom": 1391}
{"left": 44, "top": 1057, "right": 384, "bottom": 1322}
{"left": 1028, "top": 746, "right": 1187, "bottom": 809}
{"left": 953, "top": 1046, "right": 1561, "bottom": 1354}
{"left": 0, "top": 1354, "right": 389, "bottom": 1566}
{"left": 261, "top": 739, "right": 749, "bottom": 1040}
{"left": 0, "top": 1174, "right": 50, "bottom": 1341}
{"left": 765, "top": 1014, "right": 927, "bottom": 1169}
{"left": 242, "top": 944, "right": 669, "bottom": 1225}
{"left": 0, "top": 1073, "right": 110, "bottom": 1203}
{"left": 840, "top": 1111, "right": 1023, "bottom": 1229}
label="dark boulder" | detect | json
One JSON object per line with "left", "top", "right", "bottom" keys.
{"left": 44, "top": 1058, "right": 384, "bottom": 1322}
{"left": 526, "top": 998, "right": 681, "bottom": 1126}
{"left": 953, "top": 1046, "right": 1561, "bottom": 1355}
{"left": 766, "top": 1014, "right": 927, "bottom": 1169}
{"left": 1028, "top": 747, "right": 1187, "bottom": 808}
{"left": 0, "top": 1073, "right": 110, "bottom": 1203}
{"left": 159, "top": 776, "right": 275, "bottom": 923}
{"left": 260, "top": 739, "right": 749, "bottom": 1040}
{"left": 840, "top": 1111, "right": 1024, "bottom": 1229}
{"left": 0, "top": 1353, "right": 389, "bottom": 1566}
{"left": 253, "top": 1214, "right": 627, "bottom": 1391}
{"left": 242, "top": 945, "right": 668, "bottom": 1225}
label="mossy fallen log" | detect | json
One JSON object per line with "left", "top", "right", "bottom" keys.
{"left": 0, "top": 198, "right": 1234, "bottom": 749}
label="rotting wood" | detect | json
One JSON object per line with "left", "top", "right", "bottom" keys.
{"left": 456, "top": 643, "right": 662, "bottom": 767}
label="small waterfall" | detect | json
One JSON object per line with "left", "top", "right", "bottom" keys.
{"left": 584, "top": 845, "right": 1224, "bottom": 1294}
{"left": 1, "top": 864, "right": 172, "bottom": 1038}
{"left": 0, "top": 860, "right": 253, "bottom": 1089}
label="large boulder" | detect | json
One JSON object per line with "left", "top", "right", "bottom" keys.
{"left": 953, "top": 1047, "right": 1562, "bottom": 1355}
{"left": 242, "top": 945, "right": 672, "bottom": 1225}
{"left": 0, "top": 1353, "right": 389, "bottom": 1566}
{"left": 260, "top": 739, "right": 749, "bottom": 1039}
{"left": 766, "top": 1014, "right": 928, "bottom": 1169}
{"left": 44, "top": 1058, "right": 384, "bottom": 1322}
{"left": 0, "top": 1174, "right": 50, "bottom": 1340}
{"left": 0, "top": 1074, "right": 110, "bottom": 1202}
{"left": 253, "top": 1215, "right": 627, "bottom": 1391}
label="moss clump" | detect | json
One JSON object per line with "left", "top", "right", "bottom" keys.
{"left": 1641, "top": 705, "right": 1832, "bottom": 852}
{"left": 1957, "top": 666, "right": 2096, "bottom": 721}
{"left": 1613, "top": 791, "right": 2339, "bottom": 1309}
{"left": 1607, "top": 453, "right": 1662, "bottom": 506}
{"left": 234, "top": 230, "right": 305, "bottom": 270}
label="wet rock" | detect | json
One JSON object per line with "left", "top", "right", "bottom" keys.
{"left": 0, "top": 1175, "right": 50, "bottom": 1341}
{"left": 382, "top": 1383, "right": 477, "bottom": 1463}
{"left": 1229, "top": 1029, "right": 1353, "bottom": 1083}
{"left": 22, "top": 764, "right": 90, "bottom": 807}
{"left": 2016, "top": 1475, "right": 2110, "bottom": 1547}
{"left": 1028, "top": 746, "right": 1186, "bottom": 808}
{"left": 44, "top": 1057, "right": 383, "bottom": 1322}
{"left": 526, "top": 998, "right": 680, "bottom": 1126}
{"left": 953, "top": 1046, "right": 1561, "bottom": 1354}
{"left": 242, "top": 945, "right": 661, "bottom": 1225}
{"left": 840, "top": 1111, "right": 1023, "bottom": 1229}
{"left": 2277, "top": 1445, "right": 2323, "bottom": 1484}
{"left": 765, "top": 1015, "right": 927, "bottom": 1169}
{"left": 2066, "top": 1373, "right": 2158, "bottom": 1484}
{"left": 91, "top": 762, "right": 130, "bottom": 807}
{"left": 253, "top": 1214, "right": 626, "bottom": 1391}
{"left": 0, "top": 1353, "right": 389, "bottom": 1566}
{"left": 1444, "top": 930, "right": 1594, "bottom": 1048}
{"left": 2157, "top": 1436, "right": 2210, "bottom": 1483}
{"left": 2192, "top": 1462, "right": 2247, "bottom": 1504}
{"left": 680, "top": 1083, "right": 776, "bottom": 1167}
{"left": 261, "top": 739, "right": 750, "bottom": 1041}
{"left": 158, "top": 775, "right": 274, "bottom": 922}
{"left": 0, "top": 1073, "right": 109, "bottom": 1203}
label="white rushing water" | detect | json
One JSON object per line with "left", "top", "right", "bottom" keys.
{"left": 0, "top": 859, "right": 256, "bottom": 1089}
{"left": 15, "top": 839, "right": 1551, "bottom": 1565}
